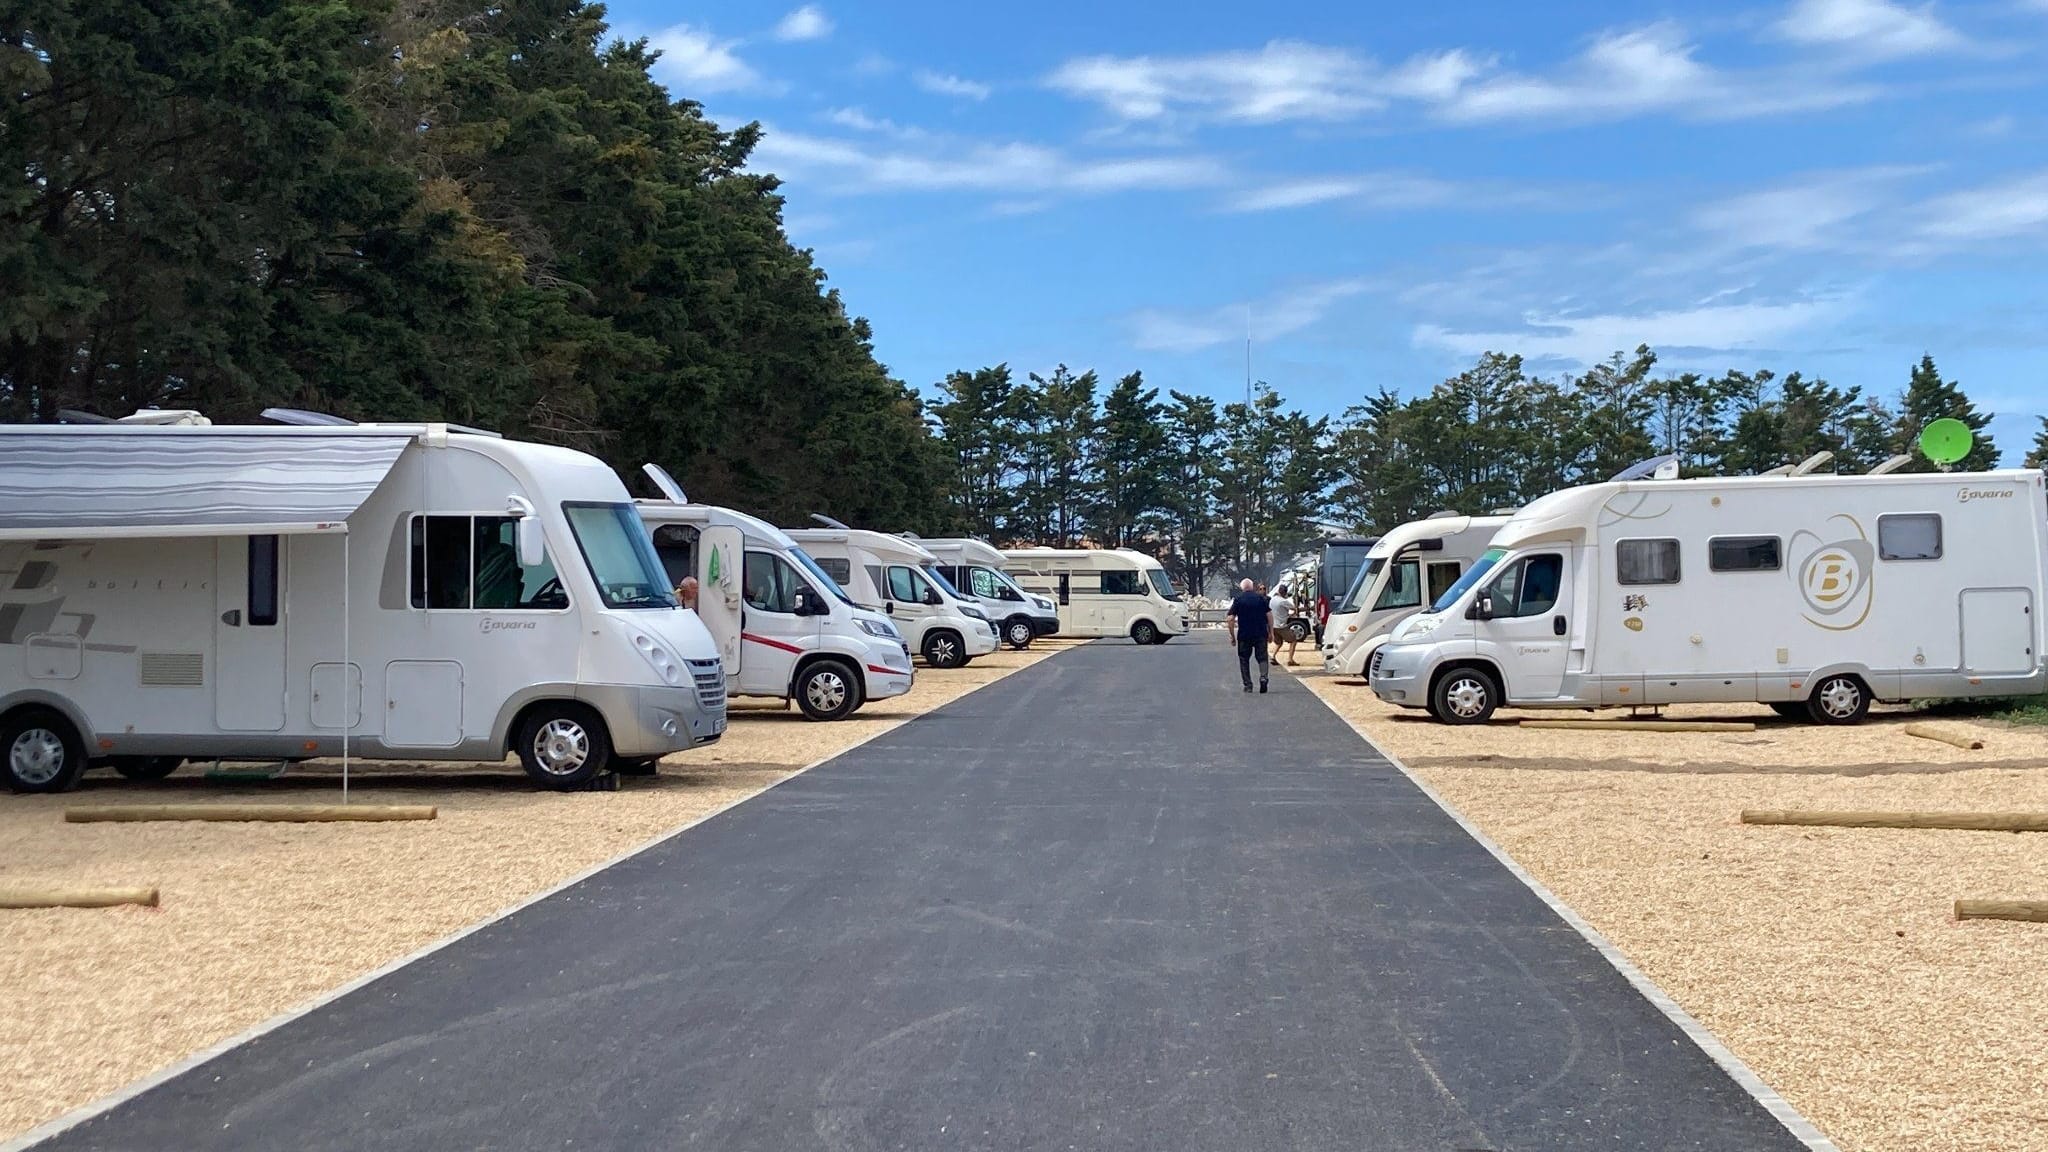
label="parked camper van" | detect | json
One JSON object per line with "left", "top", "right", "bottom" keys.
{"left": 785, "top": 529, "right": 1000, "bottom": 668}
{"left": 918, "top": 537, "right": 1060, "bottom": 649}
{"left": 1322, "top": 514, "right": 1508, "bottom": 677}
{"left": 0, "top": 416, "right": 727, "bottom": 793}
{"left": 1000, "top": 549, "right": 1190, "bottom": 644}
{"left": 635, "top": 468, "right": 912, "bottom": 721}
{"left": 1371, "top": 468, "right": 2048, "bottom": 725}
{"left": 1315, "top": 536, "right": 1381, "bottom": 644}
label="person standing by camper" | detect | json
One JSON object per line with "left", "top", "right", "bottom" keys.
{"left": 1225, "top": 578, "right": 1272, "bottom": 694}
{"left": 1270, "top": 584, "right": 1300, "bottom": 666}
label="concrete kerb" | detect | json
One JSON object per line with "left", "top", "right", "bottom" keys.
{"left": 1308, "top": 689, "right": 1845, "bottom": 1152}
{"left": 1, "top": 650, "right": 1074, "bottom": 1152}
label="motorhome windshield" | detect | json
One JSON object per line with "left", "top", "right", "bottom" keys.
{"left": 1146, "top": 568, "right": 1180, "bottom": 600}
{"left": 1430, "top": 548, "right": 1506, "bottom": 613}
{"left": 791, "top": 547, "right": 857, "bottom": 607}
{"left": 977, "top": 566, "right": 1029, "bottom": 601}
{"left": 564, "top": 503, "right": 677, "bottom": 610}
{"left": 1337, "top": 559, "right": 1383, "bottom": 614}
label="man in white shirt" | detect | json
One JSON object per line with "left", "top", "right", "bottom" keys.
{"left": 1269, "top": 584, "right": 1301, "bottom": 666}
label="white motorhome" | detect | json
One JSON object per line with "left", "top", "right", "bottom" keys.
{"left": 0, "top": 415, "right": 727, "bottom": 793}
{"left": 916, "top": 537, "right": 1060, "bottom": 649}
{"left": 1371, "top": 468, "right": 2048, "bottom": 725}
{"left": 1322, "top": 514, "right": 1509, "bottom": 676}
{"left": 635, "top": 468, "right": 913, "bottom": 721}
{"left": 785, "top": 528, "right": 999, "bottom": 668}
{"left": 1000, "top": 548, "right": 1190, "bottom": 644}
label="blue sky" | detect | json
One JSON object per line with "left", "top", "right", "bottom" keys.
{"left": 605, "top": 0, "right": 2048, "bottom": 463}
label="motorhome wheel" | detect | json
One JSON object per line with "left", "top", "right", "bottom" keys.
{"left": 1806, "top": 676, "right": 1871, "bottom": 726}
{"left": 514, "top": 705, "right": 613, "bottom": 788}
{"left": 1131, "top": 620, "right": 1160, "bottom": 645}
{"left": 111, "top": 756, "right": 183, "bottom": 781}
{"left": 1004, "top": 619, "right": 1035, "bottom": 649}
{"left": 1288, "top": 620, "right": 1311, "bottom": 643}
{"left": 796, "top": 659, "right": 864, "bottom": 721}
{"left": 1432, "top": 668, "right": 1500, "bottom": 725}
{"left": 3, "top": 708, "right": 86, "bottom": 794}
{"left": 923, "top": 631, "right": 968, "bottom": 669}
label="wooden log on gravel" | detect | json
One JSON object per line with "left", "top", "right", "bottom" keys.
{"left": 1519, "top": 719, "right": 1756, "bottom": 733}
{"left": 1742, "top": 809, "right": 2048, "bottom": 832}
{"left": 1955, "top": 900, "right": 2048, "bottom": 924}
{"left": 1903, "top": 723, "right": 1985, "bottom": 751}
{"left": 0, "top": 886, "right": 159, "bottom": 909}
{"left": 65, "top": 804, "right": 436, "bottom": 824}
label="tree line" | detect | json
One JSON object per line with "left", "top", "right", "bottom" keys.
{"left": 7, "top": 2, "right": 2044, "bottom": 597}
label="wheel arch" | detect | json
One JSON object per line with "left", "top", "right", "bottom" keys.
{"left": 790, "top": 650, "right": 861, "bottom": 696}
{"left": 0, "top": 690, "right": 96, "bottom": 748}
{"left": 495, "top": 684, "right": 601, "bottom": 756}
{"left": 1429, "top": 657, "right": 1506, "bottom": 701}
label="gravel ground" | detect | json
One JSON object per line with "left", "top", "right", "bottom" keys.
{"left": 0, "top": 641, "right": 1083, "bottom": 1142}
{"left": 1303, "top": 675, "right": 2048, "bottom": 1152}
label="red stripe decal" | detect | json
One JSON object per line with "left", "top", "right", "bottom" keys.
{"left": 866, "top": 664, "right": 902, "bottom": 675}
{"left": 741, "top": 632, "right": 805, "bottom": 655}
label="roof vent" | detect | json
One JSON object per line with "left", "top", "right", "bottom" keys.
{"left": 1424, "top": 509, "right": 1460, "bottom": 519}
{"left": 640, "top": 463, "right": 687, "bottom": 504}
{"left": 262, "top": 407, "right": 355, "bottom": 426}
{"left": 1610, "top": 454, "right": 1680, "bottom": 482}
{"left": 1790, "top": 450, "right": 1834, "bottom": 476}
{"left": 810, "top": 513, "right": 851, "bottom": 530}
{"left": 1868, "top": 454, "right": 1911, "bottom": 475}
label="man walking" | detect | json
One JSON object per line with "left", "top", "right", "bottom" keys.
{"left": 1225, "top": 578, "right": 1272, "bottom": 694}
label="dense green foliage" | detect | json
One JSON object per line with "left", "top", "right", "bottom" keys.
{"left": 2, "top": 0, "right": 946, "bottom": 528}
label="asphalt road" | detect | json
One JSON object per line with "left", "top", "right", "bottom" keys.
{"left": 36, "top": 633, "right": 1814, "bottom": 1151}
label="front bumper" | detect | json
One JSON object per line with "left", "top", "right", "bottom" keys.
{"left": 1367, "top": 650, "right": 1428, "bottom": 707}
{"left": 1030, "top": 615, "right": 1061, "bottom": 637}
{"left": 582, "top": 681, "right": 726, "bottom": 756}
{"left": 860, "top": 642, "right": 916, "bottom": 700}
{"left": 965, "top": 622, "right": 1000, "bottom": 656}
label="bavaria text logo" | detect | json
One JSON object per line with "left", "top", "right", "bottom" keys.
{"left": 1788, "top": 515, "right": 1874, "bottom": 632}
{"left": 1957, "top": 487, "right": 2012, "bottom": 503}
{"left": 480, "top": 617, "right": 536, "bottom": 634}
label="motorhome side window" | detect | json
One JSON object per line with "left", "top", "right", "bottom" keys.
{"left": 1616, "top": 539, "right": 1680, "bottom": 585}
{"left": 1878, "top": 514, "right": 1943, "bottom": 561}
{"left": 1101, "top": 570, "right": 1141, "bottom": 595}
{"left": 815, "top": 557, "right": 852, "bottom": 585}
{"left": 248, "top": 535, "right": 280, "bottom": 626}
{"left": 743, "top": 552, "right": 807, "bottom": 614}
{"left": 1374, "top": 560, "right": 1421, "bottom": 611}
{"left": 886, "top": 565, "right": 928, "bottom": 603}
{"left": 410, "top": 515, "right": 565, "bottom": 610}
{"left": 1426, "top": 562, "right": 1462, "bottom": 606}
{"left": 1708, "top": 536, "right": 1781, "bottom": 572}
{"left": 1490, "top": 554, "right": 1563, "bottom": 617}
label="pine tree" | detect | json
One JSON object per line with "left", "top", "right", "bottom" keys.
{"left": 2026, "top": 417, "right": 2048, "bottom": 470}
{"left": 1090, "top": 371, "right": 1171, "bottom": 549}
{"left": 1893, "top": 355, "right": 1999, "bottom": 471}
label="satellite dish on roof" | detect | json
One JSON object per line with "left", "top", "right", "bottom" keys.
{"left": 1919, "top": 418, "right": 1973, "bottom": 466}
{"left": 810, "top": 513, "right": 851, "bottom": 530}
{"left": 1609, "top": 454, "right": 1680, "bottom": 482}
{"left": 640, "top": 463, "right": 687, "bottom": 504}
{"left": 262, "top": 407, "right": 355, "bottom": 426}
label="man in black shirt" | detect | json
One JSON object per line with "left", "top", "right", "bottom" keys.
{"left": 1225, "top": 578, "right": 1272, "bottom": 694}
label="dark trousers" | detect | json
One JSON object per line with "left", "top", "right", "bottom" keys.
{"left": 1236, "top": 635, "right": 1270, "bottom": 686}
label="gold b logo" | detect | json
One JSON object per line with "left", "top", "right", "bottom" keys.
{"left": 1789, "top": 517, "right": 1874, "bottom": 631}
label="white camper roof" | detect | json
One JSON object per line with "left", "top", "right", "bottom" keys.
{"left": 0, "top": 425, "right": 416, "bottom": 541}
{"left": 1366, "top": 513, "right": 1512, "bottom": 558}
{"left": 915, "top": 537, "right": 1007, "bottom": 567}
{"left": 786, "top": 527, "right": 937, "bottom": 565}
{"left": 1001, "top": 547, "right": 1162, "bottom": 569}
{"left": 638, "top": 500, "right": 800, "bottom": 552}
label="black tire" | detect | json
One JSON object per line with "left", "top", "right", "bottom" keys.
{"left": 1767, "top": 702, "right": 1806, "bottom": 720}
{"left": 3, "top": 707, "right": 87, "bottom": 793}
{"left": 614, "top": 756, "right": 661, "bottom": 777}
{"left": 1131, "top": 619, "right": 1160, "bottom": 645}
{"left": 514, "top": 703, "right": 613, "bottom": 789}
{"left": 1003, "top": 618, "right": 1035, "bottom": 650}
{"left": 1806, "top": 675, "right": 1871, "bottom": 726}
{"left": 1289, "top": 620, "right": 1311, "bottom": 643}
{"left": 795, "top": 659, "right": 864, "bottom": 721}
{"left": 111, "top": 756, "right": 183, "bottom": 781}
{"left": 922, "top": 630, "right": 968, "bottom": 669}
{"left": 1431, "top": 667, "right": 1500, "bottom": 726}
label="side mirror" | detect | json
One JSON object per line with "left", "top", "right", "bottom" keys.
{"left": 506, "top": 496, "right": 545, "bottom": 567}
{"left": 1468, "top": 595, "right": 1495, "bottom": 621}
{"left": 792, "top": 588, "right": 819, "bottom": 616}
{"left": 925, "top": 589, "right": 943, "bottom": 606}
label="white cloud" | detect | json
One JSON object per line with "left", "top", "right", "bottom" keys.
{"left": 646, "top": 24, "right": 764, "bottom": 93}
{"left": 1046, "top": 41, "right": 1380, "bottom": 124}
{"left": 1916, "top": 169, "right": 2048, "bottom": 241}
{"left": 914, "top": 70, "right": 992, "bottom": 100}
{"left": 823, "top": 107, "right": 925, "bottom": 138}
{"left": 1128, "top": 279, "right": 1372, "bottom": 352}
{"left": 1774, "top": 0, "right": 1966, "bottom": 58}
{"left": 1690, "top": 166, "right": 1926, "bottom": 252}
{"left": 772, "top": 5, "right": 832, "bottom": 42}
{"left": 1414, "top": 295, "right": 1847, "bottom": 364}
{"left": 1224, "top": 173, "right": 1459, "bottom": 213}
{"left": 750, "top": 127, "right": 1227, "bottom": 196}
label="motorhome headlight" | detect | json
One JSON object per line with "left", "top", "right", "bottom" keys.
{"left": 631, "top": 632, "right": 686, "bottom": 687}
{"left": 960, "top": 606, "right": 989, "bottom": 622}
{"left": 1032, "top": 596, "right": 1054, "bottom": 611}
{"left": 858, "top": 618, "right": 900, "bottom": 640}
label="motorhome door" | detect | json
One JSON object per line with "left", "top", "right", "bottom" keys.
{"left": 696, "top": 525, "right": 744, "bottom": 674}
{"left": 1481, "top": 551, "right": 1572, "bottom": 700}
{"left": 215, "top": 535, "right": 288, "bottom": 730}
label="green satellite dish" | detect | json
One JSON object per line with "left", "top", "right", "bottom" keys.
{"left": 1919, "top": 418, "right": 1974, "bottom": 465}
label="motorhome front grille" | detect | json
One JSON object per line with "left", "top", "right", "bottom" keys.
{"left": 688, "top": 659, "right": 726, "bottom": 712}
{"left": 140, "top": 652, "right": 205, "bottom": 687}
{"left": 1369, "top": 648, "right": 1385, "bottom": 679}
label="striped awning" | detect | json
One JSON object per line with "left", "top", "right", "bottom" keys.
{"left": 0, "top": 428, "right": 413, "bottom": 539}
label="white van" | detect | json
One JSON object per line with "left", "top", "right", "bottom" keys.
{"left": 1371, "top": 468, "right": 2048, "bottom": 725}
{"left": 635, "top": 468, "right": 912, "bottom": 721}
{"left": 0, "top": 415, "right": 726, "bottom": 792}
{"left": 786, "top": 529, "right": 1000, "bottom": 668}
{"left": 1322, "top": 514, "right": 1508, "bottom": 676}
{"left": 1000, "top": 548, "right": 1190, "bottom": 644}
{"left": 916, "top": 537, "right": 1060, "bottom": 649}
